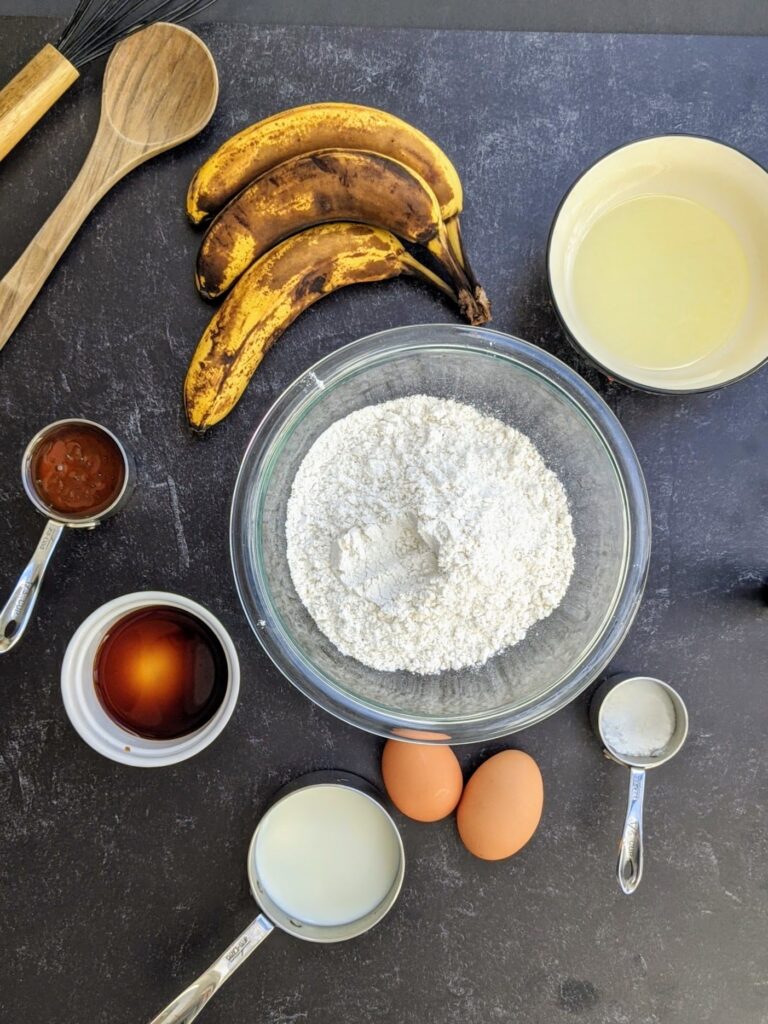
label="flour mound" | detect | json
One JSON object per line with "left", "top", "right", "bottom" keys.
{"left": 285, "top": 396, "right": 575, "bottom": 674}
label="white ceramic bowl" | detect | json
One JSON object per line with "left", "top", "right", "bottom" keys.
{"left": 61, "top": 591, "right": 240, "bottom": 767}
{"left": 548, "top": 135, "right": 768, "bottom": 392}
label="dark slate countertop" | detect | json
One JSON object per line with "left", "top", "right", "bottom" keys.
{"left": 1, "top": 18, "right": 767, "bottom": 1024}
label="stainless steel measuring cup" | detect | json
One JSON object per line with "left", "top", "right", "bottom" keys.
{"left": 147, "top": 771, "right": 405, "bottom": 1024}
{"left": 590, "top": 674, "right": 689, "bottom": 895}
{"left": 0, "top": 418, "right": 134, "bottom": 654}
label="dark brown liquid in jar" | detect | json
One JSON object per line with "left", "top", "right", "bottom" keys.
{"left": 94, "top": 606, "right": 228, "bottom": 740}
{"left": 32, "top": 422, "right": 125, "bottom": 518}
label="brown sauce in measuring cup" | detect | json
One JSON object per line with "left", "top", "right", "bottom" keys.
{"left": 32, "top": 422, "right": 125, "bottom": 518}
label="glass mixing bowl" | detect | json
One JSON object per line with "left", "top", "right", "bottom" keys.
{"left": 230, "top": 324, "right": 650, "bottom": 744}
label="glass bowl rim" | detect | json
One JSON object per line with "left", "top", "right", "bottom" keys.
{"left": 229, "top": 323, "right": 651, "bottom": 744}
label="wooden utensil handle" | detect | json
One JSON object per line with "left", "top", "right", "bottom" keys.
{"left": 0, "top": 44, "right": 79, "bottom": 162}
{"left": 0, "top": 147, "right": 122, "bottom": 352}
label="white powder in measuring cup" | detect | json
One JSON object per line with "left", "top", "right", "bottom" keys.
{"left": 601, "top": 678, "right": 677, "bottom": 759}
{"left": 285, "top": 395, "right": 575, "bottom": 674}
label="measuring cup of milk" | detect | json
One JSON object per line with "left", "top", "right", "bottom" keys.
{"left": 147, "top": 771, "right": 405, "bottom": 1024}
{"left": 590, "top": 675, "right": 689, "bottom": 895}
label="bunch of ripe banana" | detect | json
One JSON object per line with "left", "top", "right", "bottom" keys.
{"left": 183, "top": 102, "right": 491, "bottom": 431}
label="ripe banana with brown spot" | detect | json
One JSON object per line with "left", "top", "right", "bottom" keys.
{"left": 184, "top": 223, "right": 459, "bottom": 432}
{"left": 185, "top": 102, "right": 487, "bottom": 311}
{"left": 195, "top": 148, "right": 490, "bottom": 324}
{"left": 186, "top": 102, "right": 463, "bottom": 225}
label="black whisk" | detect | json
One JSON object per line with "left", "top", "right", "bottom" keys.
{"left": 57, "top": 0, "right": 218, "bottom": 66}
{"left": 0, "top": 0, "right": 218, "bottom": 162}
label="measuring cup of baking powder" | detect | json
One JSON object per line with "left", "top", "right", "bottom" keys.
{"left": 0, "top": 419, "right": 134, "bottom": 654}
{"left": 147, "top": 771, "right": 405, "bottom": 1024}
{"left": 590, "top": 674, "right": 689, "bottom": 895}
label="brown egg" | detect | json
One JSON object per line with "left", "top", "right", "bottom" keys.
{"left": 382, "top": 740, "right": 463, "bottom": 822}
{"left": 457, "top": 749, "right": 543, "bottom": 860}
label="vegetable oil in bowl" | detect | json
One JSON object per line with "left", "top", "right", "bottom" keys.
{"left": 571, "top": 194, "right": 750, "bottom": 372}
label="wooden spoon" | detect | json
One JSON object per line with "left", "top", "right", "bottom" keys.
{"left": 0, "top": 22, "right": 218, "bottom": 353}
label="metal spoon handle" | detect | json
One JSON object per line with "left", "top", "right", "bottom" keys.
{"left": 0, "top": 519, "right": 64, "bottom": 654}
{"left": 148, "top": 914, "right": 274, "bottom": 1024}
{"left": 617, "top": 766, "right": 646, "bottom": 894}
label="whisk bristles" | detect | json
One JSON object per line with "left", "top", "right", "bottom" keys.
{"left": 57, "top": 0, "right": 218, "bottom": 67}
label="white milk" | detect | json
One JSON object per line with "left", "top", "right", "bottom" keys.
{"left": 253, "top": 785, "right": 402, "bottom": 927}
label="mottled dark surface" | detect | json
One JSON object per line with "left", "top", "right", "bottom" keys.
{"left": 2, "top": 0, "right": 768, "bottom": 36}
{"left": 1, "top": 18, "right": 767, "bottom": 1024}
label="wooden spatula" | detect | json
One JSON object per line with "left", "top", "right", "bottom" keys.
{"left": 0, "top": 22, "right": 218, "bottom": 353}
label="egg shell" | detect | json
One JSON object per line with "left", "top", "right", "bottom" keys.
{"left": 457, "top": 749, "right": 543, "bottom": 860}
{"left": 381, "top": 740, "right": 463, "bottom": 822}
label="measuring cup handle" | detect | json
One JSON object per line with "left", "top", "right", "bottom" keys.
{"left": 0, "top": 519, "right": 64, "bottom": 655}
{"left": 148, "top": 914, "right": 274, "bottom": 1024}
{"left": 617, "top": 766, "right": 646, "bottom": 895}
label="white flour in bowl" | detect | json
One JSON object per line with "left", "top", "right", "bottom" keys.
{"left": 285, "top": 395, "right": 575, "bottom": 674}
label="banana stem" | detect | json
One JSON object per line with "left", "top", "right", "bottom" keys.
{"left": 445, "top": 216, "right": 466, "bottom": 271}
{"left": 401, "top": 252, "right": 458, "bottom": 302}
{"left": 427, "top": 225, "right": 491, "bottom": 325}
{"left": 445, "top": 216, "right": 474, "bottom": 281}
{"left": 444, "top": 215, "right": 491, "bottom": 322}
